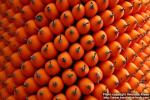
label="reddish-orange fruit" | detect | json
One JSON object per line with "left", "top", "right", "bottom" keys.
{"left": 2, "top": 46, "right": 13, "bottom": 61}
{"left": 69, "top": 43, "right": 84, "bottom": 60}
{"left": 0, "top": 3, "right": 9, "bottom": 16}
{"left": 103, "top": 74, "right": 119, "bottom": 90}
{"left": 122, "top": 48, "right": 136, "bottom": 64}
{"left": 0, "top": 70, "right": 7, "bottom": 83}
{"left": 21, "top": 5, "right": 35, "bottom": 21}
{"left": 143, "top": 89, "right": 149, "bottom": 94}
{"left": 131, "top": 43, "right": 142, "bottom": 54}
{"left": 144, "top": 60, "right": 150, "bottom": 68}
{"left": 76, "top": 18, "right": 90, "bottom": 35}
{"left": 24, "top": 20, "right": 39, "bottom": 35}
{"left": 7, "top": 95, "right": 16, "bottom": 100}
{"left": 88, "top": 66, "right": 103, "bottom": 83}
{"left": 138, "top": 40, "right": 147, "bottom": 48}
{"left": 136, "top": 83, "right": 145, "bottom": 93}
{"left": 54, "top": 34, "right": 69, "bottom": 52}
{"left": 121, "top": 1, "right": 133, "bottom": 16}
{"left": 57, "top": 52, "right": 73, "bottom": 69}
{"left": 23, "top": 77, "right": 39, "bottom": 94}
{"left": 125, "top": 16, "right": 138, "bottom": 32}
{"left": 125, "top": 63, "right": 138, "bottom": 75}
{"left": 65, "top": 26, "right": 80, "bottom": 43}
{"left": 60, "top": 10, "right": 74, "bottom": 27}
{"left": 145, "top": 73, "right": 150, "bottom": 83}
{"left": 37, "top": 87, "right": 53, "bottom": 100}
{"left": 78, "top": 78, "right": 94, "bottom": 95}
{"left": 4, "top": 62, "right": 15, "bottom": 76}
{"left": 68, "top": 0, "right": 80, "bottom": 7}
{"left": 26, "top": 95, "right": 37, "bottom": 100}
{"left": 141, "top": 12, "right": 149, "bottom": 22}
{"left": 21, "top": 60, "right": 35, "bottom": 77}
{"left": 83, "top": 95, "right": 97, "bottom": 100}
{"left": 73, "top": 60, "right": 89, "bottom": 78}
{"left": 72, "top": 4, "right": 85, "bottom": 20}
{"left": 35, "top": 12, "right": 48, "bottom": 28}
{"left": 66, "top": 85, "right": 81, "bottom": 100}
{"left": 44, "top": 3, "right": 59, "bottom": 20}
{"left": 139, "top": 0, "right": 149, "bottom": 12}
{"left": 48, "top": 76, "right": 64, "bottom": 94}
{"left": 41, "top": 0, "right": 54, "bottom": 4}
{"left": 18, "top": 44, "right": 33, "bottom": 60}
{"left": 62, "top": 69, "right": 77, "bottom": 86}
{"left": 45, "top": 59, "right": 61, "bottom": 76}
{"left": 140, "top": 64, "right": 150, "bottom": 74}
{"left": 1, "top": 32, "right": 11, "bottom": 43}
{"left": 128, "top": 77, "right": 139, "bottom": 89}
{"left": 0, "top": 87, "right": 10, "bottom": 100}
{"left": 95, "top": 0, "right": 109, "bottom": 12}
{"left": 134, "top": 14, "right": 144, "bottom": 27}
{"left": 108, "top": 41, "right": 122, "bottom": 57}
{"left": 41, "top": 42, "right": 58, "bottom": 59}
{"left": 92, "top": 30, "right": 107, "bottom": 47}
{"left": 15, "top": 27, "right": 28, "bottom": 43}
{"left": 144, "top": 46, "right": 150, "bottom": 55}
{"left": 34, "top": 68, "right": 50, "bottom": 86}
{"left": 117, "top": 82, "right": 131, "bottom": 93}
{"left": 111, "top": 89, "right": 120, "bottom": 94}
{"left": 134, "top": 69, "right": 144, "bottom": 81}
{"left": 0, "top": 56, "right": 7, "bottom": 69}
{"left": 27, "top": 35, "right": 42, "bottom": 52}
{"left": 8, "top": 37, "right": 21, "bottom": 52}
{"left": 13, "top": 69, "right": 26, "bottom": 85}
{"left": 104, "top": 25, "right": 119, "bottom": 42}
{"left": 84, "top": 51, "right": 99, "bottom": 67}
{"left": 96, "top": 45, "right": 111, "bottom": 61}
{"left": 114, "top": 19, "right": 128, "bottom": 34}
{"left": 142, "top": 24, "right": 150, "bottom": 32}
{"left": 85, "top": 1, "right": 98, "bottom": 18}
{"left": 133, "top": 56, "right": 143, "bottom": 68}
{"left": 10, "top": 53, "right": 23, "bottom": 68}
{"left": 11, "top": 13, "right": 25, "bottom": 27}
{"left": 142, "top": 36, "right": 150, "bottom": 44}
{"left": 8, "top": 23, "right": 17, "bottom": 36}
{"left": 115, "top": 68, "right": 129, "bottom": 84}
{"left": 142, "top": 35, "right": 150, "bottom": 44}
{"left": 53, "top": 93, "right": 67, "bottom": 100}
{"left": 99, "top": 60, "right": 114, "bottom": 77}
{"left": 5, "top": 9, "right": 15, "bottom": 21}
{"left": 100, "top": 10, "right": 114, "bottom": 26}
{"left": 93, "top": 84, "right": 109, "bottom": 99}
{"left": 0, "top": 42, "right": 6, "bottom": 53}
{"left": 29, "top": 0, "right": 44, "bottom": 13}
{"left": 90, "top": 15, "right": 103, "bottom": 32}
{"left": 20, "top": 0, "right": 30, "bottom": 5}
{"left": 128, "top": 30, "right": 140, "bottom": 44}
{"left": 0, "top": 18, "right": 9, "bottom": 30}
{"left": 30, "top": 52, "right": 46, "bottom": 68}
{"left": 138, "top": 52, "right": 148, "bottom": 61}
{"left": 49, "top": 19, "right": 64, "bottom": 35}
{"left": 0, "top": 25, "right": 5, "bottom": 34}
{"left": 132, "top": 0, "right": 142, "bottom": 14}
{"left": 80, "top": 34, "right": 95, "bottom": 51}
{"left": 38, "top": 26, "right": 53, "bottom": 43}
{"left": 56, "top": 0, "right": 69, "bottom": 12}
{"left": 14, "top": 86, "right": 27, "bottom": 100}
{"left": 109, "top": 0, "right": 119, "bottom": 8}
{"left": 5, "top": 78, "right": 16, "bottom": 94}
{"left": 112, "top": 5, "right": 124, "bottom": 21}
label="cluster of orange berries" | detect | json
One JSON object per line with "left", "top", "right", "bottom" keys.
{"left": 0, "top": 0, "right": 150, "bottom": 100}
